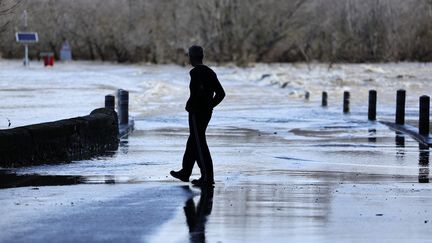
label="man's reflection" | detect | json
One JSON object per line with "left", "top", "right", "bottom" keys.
{"left": 418, "top": 143, "right": 430, "bottom": 183}
{"left": 183, "top": 186, "right": 214, "bottom": 243}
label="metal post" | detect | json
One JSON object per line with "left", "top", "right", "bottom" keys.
{"left": 368, "top": 90, "right": 377, "bottom": 121}
{"left": 23, "top": 10, "right": 28, "bottom": 28}
{"left": 105, "top": 95, "right": 115, "bottom": 110}
{"left": 322, "top": 91, "right": 328, "bottom": 107}
{"left": 419, "top": 95, "right": 430, "bottom": 135}
{"left": 24, "top": 44, "right": 29, "bottom": 66}
{"left": 343, "top": 91, "right": 350, "bottom": 113}
{"left": 23, "top": 10, "right": 29, "bottom": 67}
{"left": 118, "top": 90, "right": 129, "bottom": 125}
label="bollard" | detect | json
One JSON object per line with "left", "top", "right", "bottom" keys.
{"left": 396, "top": 89, "right": 406, "bottom": 125}
{"left": 118, "top": 89, "right": 129, "bottom": 125}
{"left": 368, "top": 90, "right": 377, "bottom": 121}
{"left": 419, "top": 95, "right": 430, "bottom": 135}
{"left": 105, "top": 95, "right": 115, "bottom": 110}
{"left": 343, "top": 91, "right": 350, "bottom": 113}
{"left": 322, "top": 92, "right": 328, "bottom": 107}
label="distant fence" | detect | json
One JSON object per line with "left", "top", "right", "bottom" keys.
{"left": 317, "top": 89, "right": 431, "bottom": 146}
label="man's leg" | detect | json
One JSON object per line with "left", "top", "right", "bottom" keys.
{"left": 191, "top": 111, "right": 214, "bottom": 184}
{"left": 181, "top": 135, "right": 196, "bottom": 178}
{"left": 171, "top": 114, "right": 197, "bottom": 182}
{"left": 190, "top": 113, "right": 207, "bottom": 181}
{"left": 199, "top": 134, "right": 214, "bottom": 183}
{"left": 199, "top": 112, "right": 214, "bottom": 183}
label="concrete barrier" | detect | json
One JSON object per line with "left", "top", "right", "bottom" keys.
{"left": 0, "top": 108, "right": 119, "bottom": 167}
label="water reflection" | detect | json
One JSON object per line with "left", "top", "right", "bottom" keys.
{"left": 393, "top": 132, "right": 429, "bottom": 183}
{"left": 418, "top": 143, "right": 430, "bottom": 183}
{"left": 183, "top": 186, "right": 214, "bottom": 243}
{"left": 120, "top": 139, "right": 129, "bottom": 154}
{"left": 0, "top": 170, "right": 119, "bottom": 189}
{"left": 395, "top": 132, "right": 405, "bottom": 159}
{"left": 0, "top": 171, "right": 85, "bottom": 189}
{"left": 368, "top": 129, "right": 377, "bottom": 143}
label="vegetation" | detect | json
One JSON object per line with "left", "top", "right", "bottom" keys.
{"left": 1, "top": 0, "right": 432, "bottom": 64}
{"left": 0, "top": 0, "right": 21, "bottom": 33}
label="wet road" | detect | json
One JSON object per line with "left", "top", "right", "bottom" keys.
{"left": 0, "top": 61, "right": 431, "bottom": 242}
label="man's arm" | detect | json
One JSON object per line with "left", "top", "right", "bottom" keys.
{"left": 212, "top": 73, "right": 225, "bottom": 108}
{"left": 186, "top": 70, "right": 200, "bottom": 112}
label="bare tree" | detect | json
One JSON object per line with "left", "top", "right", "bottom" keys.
{"left": 1, "top": 0, "right": 432, "bottom": 63}
{"left": 0, "top": 0, "right": 21, "bottom": 33}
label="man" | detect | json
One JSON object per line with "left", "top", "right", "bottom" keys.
{"left": 170, "top": 45, "right": 225, "bottom": 186}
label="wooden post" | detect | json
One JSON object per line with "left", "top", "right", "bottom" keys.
{"left": 396, "top": 89, "right": 406, "bottom": 125}
{"left": 104, "top": 95, "right": 115, "bottom": 110}
{"left": 419, "top": 95, "right": 430, "bottom": 135}
{"left": 322, "top": 92, "right": 328, "bottom": 107}
{"left": 118, "top": 90, "right": 129, "bottom": 125}
{"left": 343, "top": 91, "right": 350, "bottom": 113}
{"left": 368, "top": 90, "right": 377, "bottom": 121}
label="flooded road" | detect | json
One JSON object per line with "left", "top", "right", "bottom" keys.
{"left": 0, "top": 60, "right": 431, "bottom": 242}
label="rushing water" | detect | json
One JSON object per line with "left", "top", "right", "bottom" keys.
{"left": 0, "top": 60, "right": 431, "bottom": 242}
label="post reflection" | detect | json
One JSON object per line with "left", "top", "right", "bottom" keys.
{"left": 395, "top": 132, "right": 405, "bottom": 159}
{"left": 418, "top": 143, "right": 430, "bottom": 183}
{"left": 120, "top": 139, "right": 129, "bottom": 154}
{"left": 368, "top": 129, "right": 377, "bottom": 143}
{"left": 183, "top": 186, "right": 214, "bottom": 243}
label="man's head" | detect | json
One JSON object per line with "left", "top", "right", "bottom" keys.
{"left": 188, "top": 45, "right": 204, "bottom": 67}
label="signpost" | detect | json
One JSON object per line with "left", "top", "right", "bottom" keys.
{"left": 15, "top": 32, "right": 38, "bottom": 66}
{"left": 15, "top": 10, "right": 38, "bottom": 66}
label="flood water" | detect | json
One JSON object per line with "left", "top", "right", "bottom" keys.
{"left": 0, "top": 60, "right": 431, "bottom": 242}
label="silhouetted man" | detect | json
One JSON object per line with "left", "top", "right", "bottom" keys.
{"left": 170, "top": 45, "right": 225, "bottom": 186}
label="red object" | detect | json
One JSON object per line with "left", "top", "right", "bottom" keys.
{"left": 43, "top": 53, "right": 54, "bottom": 67}
{"left": 49, "top": 55, "right": 54, "bottom": 66}
{"left": 43, "top": 56, "right": 49, "bottom": 66}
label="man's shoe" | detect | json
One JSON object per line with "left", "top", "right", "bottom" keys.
{"left": 191, "top": 178, "right": 214, "bottom": 186}
{"left": 170, "top": 170, "right": 189, "bottom": 182}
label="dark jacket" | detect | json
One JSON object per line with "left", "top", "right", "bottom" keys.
{"left": 186, "top": 65, "right": 225, "bottom": 112}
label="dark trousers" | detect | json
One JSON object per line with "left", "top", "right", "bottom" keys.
{"left": 182, "top": 111, "right": 214, "bottom": 182}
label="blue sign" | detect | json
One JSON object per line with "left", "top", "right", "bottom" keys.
{"left": 15, "top": 32, "right": 39, "bottom": 43}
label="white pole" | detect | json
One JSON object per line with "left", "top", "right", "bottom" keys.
{"left": 24, "top": 10, "right": 28, "bottom": 28}
{"left": 23, "top": 10, "right": 29, "bottom": 67}
{"left": 24, "top": 44, "right": 29, "bottom": 66}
